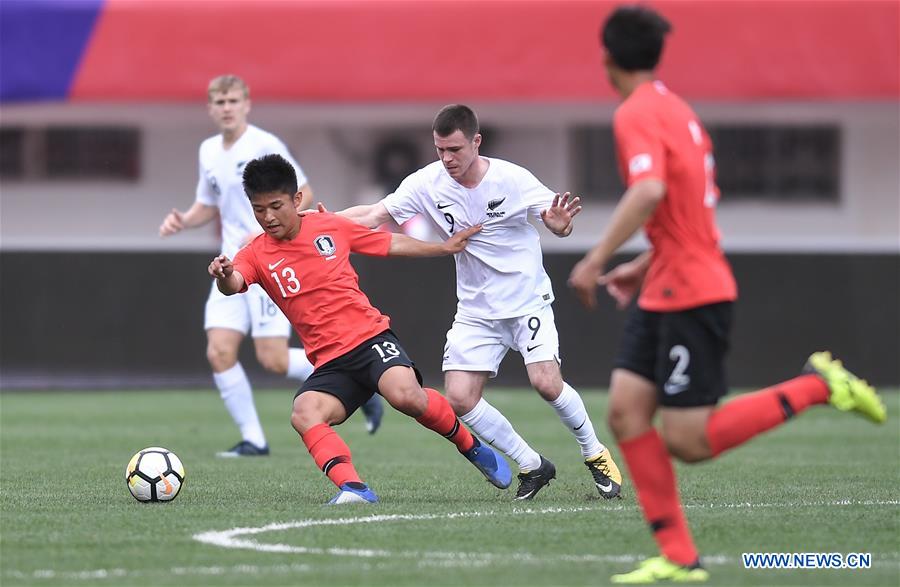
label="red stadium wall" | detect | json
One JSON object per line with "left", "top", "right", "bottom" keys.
{"left": 68, "top": 0, "right": 898, "bottom": 102}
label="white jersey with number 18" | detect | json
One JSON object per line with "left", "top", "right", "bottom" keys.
{"left": 196, "top": 124, "right": 308, "bottom": 258}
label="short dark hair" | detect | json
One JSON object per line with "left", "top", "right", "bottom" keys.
{"left": 242, "top": 154, "right": 297, "bottom": 198}
{"left": 601, "top": 5, "right": 672, "bottom": 72}
{"left": 432, "top": 104, "right": 479, "bottom": 140}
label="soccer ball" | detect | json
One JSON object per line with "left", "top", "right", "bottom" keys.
{"left": 125, "top": 447, "right": 185, "bottom": 502}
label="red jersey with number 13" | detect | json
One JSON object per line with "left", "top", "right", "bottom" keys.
{"left": 614, "top": 81, "right": 737, "bottom": 312}
{"left": 232, "top": 212, "right": 393, "bottom": 367}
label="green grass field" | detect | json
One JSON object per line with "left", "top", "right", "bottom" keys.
{"left": 1, "top": 389, "right": 897, "bottom": 586}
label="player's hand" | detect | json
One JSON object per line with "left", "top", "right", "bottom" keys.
{"left": 208, "top": 254, "right": 233, "bottom": 279}
{"left": 598, "top": 261, "right": 644, "bottom": 310}
{"left": 540, "top": 192, "right": 582, "bottom": 236}
{"left": 299, "top": 202, "right": 329, "bottom": 216}
{"left": 568, "top": 257, "right": 603, "bottom": 310}
{"left": 443, "top": 224, "right": 483, "bottom": 254}
{"left": 159, "top": 209, "right": 185, "bottom": 237}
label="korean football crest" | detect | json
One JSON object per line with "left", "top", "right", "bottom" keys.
{"left": 313, "top": 235, "right": 336, "bottom": 257}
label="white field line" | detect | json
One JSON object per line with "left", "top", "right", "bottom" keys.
{"left": 4, "top": 564, "right": 312, "bottom": 582}
{"left": 193, "top": 500, "right": 900, "bottom": 562}
{"left": 7, "top": 500, "right": 898, "bottom": 581}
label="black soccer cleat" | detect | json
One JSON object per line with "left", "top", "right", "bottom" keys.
{"left": 514, "top": 456, "right": 556, "bottom": 500}
{"left": 360, "top": 394, "right": 385, "bottom": 434}
{"left": 585, "top": 448, "right": 623, "bottom": 499}
{"left": 216, "top": 440, "right": 270, "bottom": 458}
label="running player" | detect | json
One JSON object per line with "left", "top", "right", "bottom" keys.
{"left": 568, "top": 6, "right": 886, "bottom": 583}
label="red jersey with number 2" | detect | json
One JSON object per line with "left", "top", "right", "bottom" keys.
{"left": 614, "top": 81, "right": 737, "bottom": 312}
{"left": 232, "top": 212, "right": 393, "bottom": 367}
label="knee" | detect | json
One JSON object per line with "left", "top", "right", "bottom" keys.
{"left": 206, "top": 341, "right": 237, "bottom": 372}
{"left": 445, "top": 387, "right": 476, "bottom": 415}
{"left": 606, "top": 403, "right": 631, "bottom": 440}
{"left": 290, "top": 397, "right": 321, "bottom": 435}
{"left": 531, "top": 376, "right": 562, "bottom": 402}
{"left": 256, "top": 348, "right": 287, "bottom": 376}
{"left": 662, "top": 431, "right": 712, "bottom": 463}
{"left": 386, "top": 384, "right": 428, "bottom": 417}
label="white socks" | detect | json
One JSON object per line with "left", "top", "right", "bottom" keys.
{"left": 213, "top": 362, "right": 266, "bottom": 448}
{"left": 287, "top": 348, "right": 314, "bottom": 381}
{"left": 550, "top": 383, "right": 605, "bottom": 458}
{"left": 460, "top": 398, "right": 542, "bottom": 472}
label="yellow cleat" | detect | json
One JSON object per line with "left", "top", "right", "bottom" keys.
{"left": 611, "top": 557, "right": 709, "bottom": 584}
{"left": 585, "top": 447, "right": 623, "bottom": 499}
{"left": 804, "top": 351, "right": 886, "bottom": 424}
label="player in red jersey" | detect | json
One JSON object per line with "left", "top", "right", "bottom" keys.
{"left": 209, "top": 154, "right": 512, "bottom": 504}
{"left": 568, "top": 6, "right": 886, "bottom": 583}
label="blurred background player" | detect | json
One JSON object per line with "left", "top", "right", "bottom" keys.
{"left": 326, "top": 105, "right": 623, "bottom": 500}
{"left": 159, "top": 75, "right": 384, "bottom": 456}
{"left": 209, "top": 153, "right": 510, "bottom": 503}
{"left": 568, "top": 6, "right": 887, "bottom": 583}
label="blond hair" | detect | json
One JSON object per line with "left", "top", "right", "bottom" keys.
{"left": 207, "top": 75, "right": 250, "bottom": 101}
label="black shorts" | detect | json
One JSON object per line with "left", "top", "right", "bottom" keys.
{"left": 296, "top": 329, "right": 422, "bottom": 417}
{"left": 614, "top": 302, "right": 733, "bottom": 408}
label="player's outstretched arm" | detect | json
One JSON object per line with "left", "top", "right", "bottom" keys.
{"left": 568, "top": 179, "right": 664, "bottom": 309}
{"left": 540, "top": 192, "right": 583, "bottom": 237}
{"left": 159, "top": 202, "right": 218, "bottom": 237}
{"left": 388, "top": 224, "right": 482, "bottom": 257}
{"left": 208, "top": 254, "right": 245, "bottom": 295}
{"left": 336, "top": 202, "right": 393, "bottom": 228}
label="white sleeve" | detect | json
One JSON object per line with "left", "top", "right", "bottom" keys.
{"left": 381, "top": 171, "right": 425, "bottom": 224}
{"left": 269, "top": 137, "right": 308, "bottom": 187}
{"left": 195, "top": 148, "right": 217, "bottom": 206}
{"left": 519, "top": 168, "right": 556, "bottom": 221}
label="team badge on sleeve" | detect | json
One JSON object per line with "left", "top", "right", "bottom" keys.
{"left": 629, "top": 153, "right": 652, "bottom": 176}
{"left": 314, "top": 235, "right": 337, "bottom": 257}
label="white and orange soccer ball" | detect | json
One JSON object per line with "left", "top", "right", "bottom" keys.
{"left": 125, "top": 447, "right": 185, "bottom": 502}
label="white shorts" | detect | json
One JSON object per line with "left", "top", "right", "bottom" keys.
{"left": 442, "top": 305, "right": 560, "bottom": 378}
{"left": 203, "top": 281, "right": 292, "bottom": 338}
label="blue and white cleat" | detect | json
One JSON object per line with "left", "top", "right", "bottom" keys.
{"left": 361, "top": 395, "right": 385, "bottom": 435}
{"left": 328, "top": 482, "right": 379, "bottom": 505}
{"left": 463, "top": 437, "right": 512, "bottom": 489}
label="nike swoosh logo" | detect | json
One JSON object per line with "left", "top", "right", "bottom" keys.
{"left": 573, "top": 419, "right": 586, "bottom": 431}
{"left": 268, "top": 258, "right": 286, "bottom": 270}
{"left": 159, "top": 474, "right": 174, "bottom": 495}
{"left": 526, "top": 344, "right": 543, "bottom": 352}
{"left": 596, "top": 480, "right": 613, "bottom": 493}
{"left": 664, "top": 382, "right": 687, "bottom": 395}
{"left": 437, "top": 203, "right": 453, "bottom": 209}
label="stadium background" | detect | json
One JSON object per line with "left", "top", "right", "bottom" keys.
{"left": 1, "top": 0, "right": 897, "bottom": 390}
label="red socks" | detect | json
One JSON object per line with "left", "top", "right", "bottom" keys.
{"left": 619, "top": 375, "right": 829, "bottom": 565}
{"left": 620, "top": 429, "right": 698, "bottom": 566}
{"left": 706, "top": 374, "right": 828, "bottom": 457}
{"left": 416, "top": 388, "right": 475, "bottom": 453}
{"left": 302, "top": 423, "right": 362, "bottom": 488}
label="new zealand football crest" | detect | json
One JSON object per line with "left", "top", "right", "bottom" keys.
{"left": 313, "top": 235, "right": 337, "bottom": 257}
{"left": 486, "top": 196, "right": 506, "bottom": 218}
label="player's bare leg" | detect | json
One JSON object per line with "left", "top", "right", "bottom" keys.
{"left": 255, "top": 336, "right": 383, "bottom": 434}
